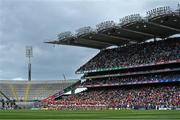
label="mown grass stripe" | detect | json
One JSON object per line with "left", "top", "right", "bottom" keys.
{"left": 0, "top": 110, "right": 179, "bottom": 120}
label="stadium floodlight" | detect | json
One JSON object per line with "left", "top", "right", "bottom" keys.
{"left": 57, "top": 31, "right": 73, "bottom": 40}
{"left": 119, "top": 14, "right": 142, "bottom": 26}
{"left": 75, "top": 26, "right": 94, "bottom": 37}
{"left": 96, "top": 21, "right": 115, "bottom": 32}
{"left": 26, "top": 46, "right": 33, "bottom": 81}
{"left": 146, "top": 6, "right": 172, "bottom": 19}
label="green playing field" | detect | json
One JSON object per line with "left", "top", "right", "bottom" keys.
{"left": 0, "top": 110, "right": 179, "bottom": 120}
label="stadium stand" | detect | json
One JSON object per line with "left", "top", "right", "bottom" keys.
{"left": 0, "top": 80, "right": 78, "bottom": 101}
{"left": 0, "top": 80, "right": 78, "bottom": 109}
{"left": 44, "top": 4, "right": 180, "bottom": 110}
{"left": 81, "top": 73, "right": 179, "bottom": 87}
{"left": 55, "top": 83, "right": 179, "bottom": 110}
{"left": 76, "top": 38, "right": 180, "bottom": 73}
{"left": 44, "top": 37, "right": 180, "bottom": 110}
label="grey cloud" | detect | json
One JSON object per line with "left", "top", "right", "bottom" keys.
{"left": 0, "top": 0, "right": 179, "bottom": 80}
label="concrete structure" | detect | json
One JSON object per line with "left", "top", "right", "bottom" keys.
{"left": 0, "top": 80, "right": 78, "bottom": 101}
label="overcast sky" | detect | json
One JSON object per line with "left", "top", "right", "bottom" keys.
{"left": 0, "top": 0, "right": 179, "bottom": 80}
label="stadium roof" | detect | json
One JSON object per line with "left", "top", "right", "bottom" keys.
{"left": 45, "top": 5, "right": 180, "bottom": 49}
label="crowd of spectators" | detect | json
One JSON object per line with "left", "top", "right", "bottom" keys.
{"left": 48, "top": 84, "right": 180, "bottom": 110}
{"left": 77, "top": 38, "right": 180, "bottom": 72}
{"left": 81, "top": 73, "right": 180, "bottom": 86}
{"left": 42, "top": 38, "right": 180, "bottom": 110}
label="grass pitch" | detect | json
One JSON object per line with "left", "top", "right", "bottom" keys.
{"left": 0, "top": 110, "right": 179, "bottom": 120}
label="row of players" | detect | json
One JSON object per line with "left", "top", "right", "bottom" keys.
{"left": 77, "top": 38, "right": 180, "bottom": 72}
{"left": 0, "top": 99, "right": 17, "bottom": 109}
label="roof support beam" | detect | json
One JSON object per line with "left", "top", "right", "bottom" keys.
{"left": 120, "top": 28, "right": 159, "bottom": 38}
{"left": 45, "top": 38, "right": 111, "bottom": 49}
{"left": 44, "top": 41, "right": 61, "bottom": 44}
{"left": 78, "top": 38, "right": 114, "bottom": 46}
{"left": 98, "top": 33, "right": 137, "bottom": 43}
{"left": 148, "top": 22, "right": 180, "bottom": 33}
{"left": 71, "top": 43, "right": 103, "bottom": 49}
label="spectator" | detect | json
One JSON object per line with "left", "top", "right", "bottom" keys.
{"left": 77, "top": 38, "right": 180, "bottom": 72}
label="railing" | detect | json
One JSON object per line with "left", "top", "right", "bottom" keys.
{"left": 0, "top": 90, "right": 10, "bottom": 100}
{"left": 79, "top": 79, "right": 180, "bottom": 88}
{"left": 76, "top": 59, "right": 180, "bottom": 74}
{"left": 84, "top": 68, "right": 180, "bottom": 79}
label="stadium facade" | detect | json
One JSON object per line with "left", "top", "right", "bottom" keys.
{"left": 44, "top": 4, "right": 180, "bottom": 110}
